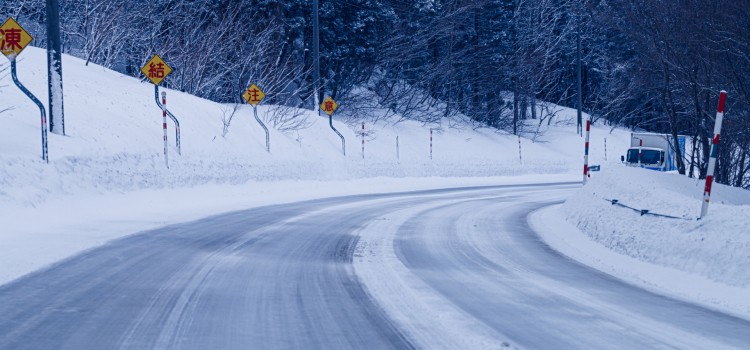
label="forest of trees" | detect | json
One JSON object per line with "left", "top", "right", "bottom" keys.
{"left": 2, "top": 0, "right": 750, "bottom": 189}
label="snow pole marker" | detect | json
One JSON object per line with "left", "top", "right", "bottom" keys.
{"left": 396, "top": 136, "right": 400, "bottom": 161}
{"left": 605, "top": 137, "right": 610, "bottom": 161}
{"left": 699, "top": 90, "right": 727, "bottom": 220}
{"left": 430, "top": 128, "right": 433, "bottom": 161}
{"left": 161, "top": 91, "right": 169, "bottom": 168}
{"left": 361, "top": 122, "right": 365, "bottom": 159}
{"left": 153, "top": 85, "right": 181, "bottom": 155}
{"left": 518, "top": 135, "right": 523, "bottom": 164}
{"left": 582, "top": 117, "right": 591, "bottom": 184}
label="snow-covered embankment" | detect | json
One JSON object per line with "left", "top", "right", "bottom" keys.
{"left": 533, "top": 166, "right": 750, "bottom": 319}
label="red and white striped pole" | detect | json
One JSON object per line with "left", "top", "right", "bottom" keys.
{"left": 518, "top": 135, "right": 523, "bottom": 164}
{"left": 162, "top": 91, "right": 169, "bottom": 169}
{"left": 582, "top": 117, "right": 591, "bottom": 184}
{"left": 430, "top": 128, "right": 433, "bottom": 160}
{"left": 700, "top": 90, "right": 727, "bottom": 219}
{"left": 361, "top": 121, "right": 365, "bottom": 159}
{"left": 604, "top": 137, "right": 607, "bottom": 161}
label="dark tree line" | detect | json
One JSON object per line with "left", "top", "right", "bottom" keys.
{"left": 2, "top": 0, "right": 749, "bottom": 188}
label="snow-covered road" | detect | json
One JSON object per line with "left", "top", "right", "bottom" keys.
{"left": 0, "top": 183, "right": 747, "bottom": 349}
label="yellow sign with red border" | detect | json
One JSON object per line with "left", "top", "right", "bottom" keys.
{"left": 1, "top": 17, "right": 33, "bottom": 60}
{"left": 243, "top": 84, "right": 266, "bottom": 105}
{"left": 320, "top": 96, "right": 338, "bottom": 116}
{"left": 140, "top": 54, "right": 173, "bottom": 85}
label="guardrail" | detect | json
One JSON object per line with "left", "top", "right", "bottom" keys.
{"left": 604, "top": 198, "right": 692, "bottom": 220}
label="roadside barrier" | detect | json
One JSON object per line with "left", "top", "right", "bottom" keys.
{"left": 604, "top": 198, "right": 691, "bottom": 220}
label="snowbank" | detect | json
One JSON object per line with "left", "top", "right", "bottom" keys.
{"left": 563, "top": 166, "right": 750, "bottom": 287}
{"left": 545, "top": 166, "right": 750, "bottom": 318}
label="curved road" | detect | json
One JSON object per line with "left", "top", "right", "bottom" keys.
{"left": 0, "top": 183, "right": 747, "bottom": 349}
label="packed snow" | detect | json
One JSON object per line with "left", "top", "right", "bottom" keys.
{"left": 1, "top": 47, "right": 748, "bottom": 321}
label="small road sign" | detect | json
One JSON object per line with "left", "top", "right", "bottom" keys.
{"left": 243, "top": 84, "right": 265, "bottom": 105}
{"left": 140, "top": 54, "right": 172, "bottom": 85}
{"left": 1, "top": 17, "right": 33, "bottom": 60}
{"left": 320, "top": 96, "right": 338, "bottom": 116}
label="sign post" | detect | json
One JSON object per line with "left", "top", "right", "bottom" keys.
{"left": 161, "top": 91, "right": 169, "bottom": 168}
{"left": 321, "top": 96, "right": 345, "bottom": 155}
{"left": 141, "top": 54, "right": 177, "bottom": 167}
{"left": 699, "top": 90, "right": 727, "bottom": 220}
{"left": 2, "top": 17, "right": 48, "bottom": 163}
{"left": 243, "top": 83, "right": 269, "bottom": 152}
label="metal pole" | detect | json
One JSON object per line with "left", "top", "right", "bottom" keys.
{"left": 312, "top": 0, "right": 320, "bottom": 114}
{"left": 329, "top": 115, "right": 345, "bottom": 155}
{"left": 430, "top": 128, "right": 433, "bottom": 160}
{"left": 638, "top": 139, "right": 643, "bottom": 167}
{"left": 254, "top": 106, "right": 270, "bottom": 152}
{"left": 361, "top": 122, "right": 365, "bottom": 159}
{"left": 154, "top": 85, "right": 181, "bottom": 155}
{"left": 174, "top": 120, "right": 181, "bottom": 155}
{"left": 46, "top": 0, "right": 65, "bottom": 136}
{"left": 700, "top": 90, "right": 727, "bottom": 219}
{"left": 11, "top": 60, "right": 48, "bottom": 163}
{"left": 582, "top": 117, "right": 591, "bottom": 184}
{"left": 162, "top": 91, "right": 169, "bottom": 168}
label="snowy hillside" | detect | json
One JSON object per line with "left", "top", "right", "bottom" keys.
{"left": 2, "top": 48, "right": 748, "bottom": 322}
{"left": 0, "top": 47, "right": 620, "bottom": 208}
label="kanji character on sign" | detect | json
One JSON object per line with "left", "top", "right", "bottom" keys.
{"left": 0, "top": 28, "right": 22, "bottom": 51}
{"left": 242, "top": 83, "right": 265, "bottom": 105}
{"left": 247, "top": 88, "right": 261, "bottom": 101}
{"left": 149, "top": 62, "right": 166, "bottom": 79}
{"left": 323, "top": 101, "right": 334, "bottom": 113}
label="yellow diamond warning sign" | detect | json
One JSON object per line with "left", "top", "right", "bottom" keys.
{"left": 140, "top": 54, "right": 172, "bottom": 85}
{"left": 1, "top": 17, "right": 33, "bottom": 60}
{"left": 243, "top": 84, "right": 265, "bottom": 106}
{"left": 320, "top": 96, "right": 338, "bottom": 116}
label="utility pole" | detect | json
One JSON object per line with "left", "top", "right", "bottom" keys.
{"left": 312, "top": 0, "right": 320, "bottom": 114}
{"left": 575, "top": 5, "right": 583, "bottom": 137}
{"left": 47, "top": 0, "right": 65, "bottom": 135}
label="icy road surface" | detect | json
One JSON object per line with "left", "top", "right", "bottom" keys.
{"left": 0, "top": 183, "right": 748, "bottom": 349}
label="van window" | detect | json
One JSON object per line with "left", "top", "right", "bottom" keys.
{"left": 626, "top": 149, "right": 663, "bottom": 165}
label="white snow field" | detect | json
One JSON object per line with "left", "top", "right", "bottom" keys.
{"left": 1, "top": 47, "right": 749, "bottom": 335}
